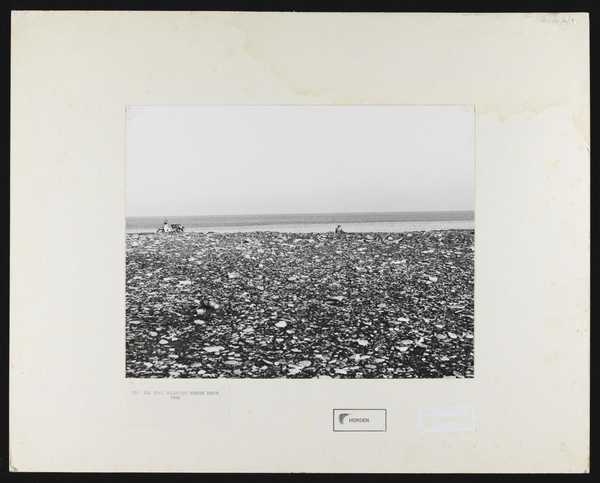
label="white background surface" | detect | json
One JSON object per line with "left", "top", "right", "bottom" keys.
{"left": 10, "top": 12, "right": 589, "bottom": 472}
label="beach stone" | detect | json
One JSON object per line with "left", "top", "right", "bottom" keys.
{"left": 193, "top": 319, "right": 206, "bottom": 325}
{"left": 275, "top": 321, "right": 287, "bottom": 328}
{"left": 158, "top": 339, "right": 169, "bottom": 345}
{"left": 149, "top": 331, "right": 158, "bottom": 337}
{"left": 126, "top": 229, "right": 474, "bottom": 379}
{"left": 203, "top": 346, "right": 225, "bottom": 353}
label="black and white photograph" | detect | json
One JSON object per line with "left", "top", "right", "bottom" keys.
{"left": 11, "top": 10, "right": 589, "bottom": 473}
{"left": 126, "top": 105, "right": 475, "bottom": 378}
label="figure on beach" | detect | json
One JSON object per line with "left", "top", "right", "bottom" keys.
{"left": 163, "top": 219, "right": 172, "bottom": 233}
{"left": 334, "top": 224, "right": 345, "bottom": 237}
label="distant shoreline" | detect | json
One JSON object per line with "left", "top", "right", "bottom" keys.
{"left": 126, "top": 211, "right": 474, "bottom": 234}
{"left": 127, "top": 222, "right": 475, "bottom": 235}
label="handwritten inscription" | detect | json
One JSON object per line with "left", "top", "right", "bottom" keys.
{"left": 131, "top": 389, "right": 220, "bottom": 400}
{"left": 540, "top": 15, "right": 577, "bottom": 25}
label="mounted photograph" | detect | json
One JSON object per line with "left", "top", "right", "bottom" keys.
{"left": 126, "top": 105, "right": 475, "bottom": 379}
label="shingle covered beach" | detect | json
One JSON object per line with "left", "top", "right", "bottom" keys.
{"left": 126, "top": 230, "right": 474, "bottom": 378}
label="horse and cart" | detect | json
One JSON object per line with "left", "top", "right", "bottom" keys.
{"left": 157, "top": 221, "right": 185, "bottom": 233}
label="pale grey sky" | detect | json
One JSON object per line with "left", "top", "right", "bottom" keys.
{"left": 126, "top": 105, "right": 474, "bottom": 217}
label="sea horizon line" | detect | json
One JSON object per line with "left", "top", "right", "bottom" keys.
{"left": 127, "top": 209, "right": 475, "bottom": 220}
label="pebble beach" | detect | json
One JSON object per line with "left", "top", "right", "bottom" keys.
{"left": 126, "top": 230, "right": 474, "bottom": 378}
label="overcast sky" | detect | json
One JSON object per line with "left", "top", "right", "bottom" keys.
{"left": 126, "top": 105, "right": 474, "bottom": 217}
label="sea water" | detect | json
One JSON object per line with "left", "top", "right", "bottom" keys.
{"left": 126, "top": 211, "right": 474, "bottom": 234}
